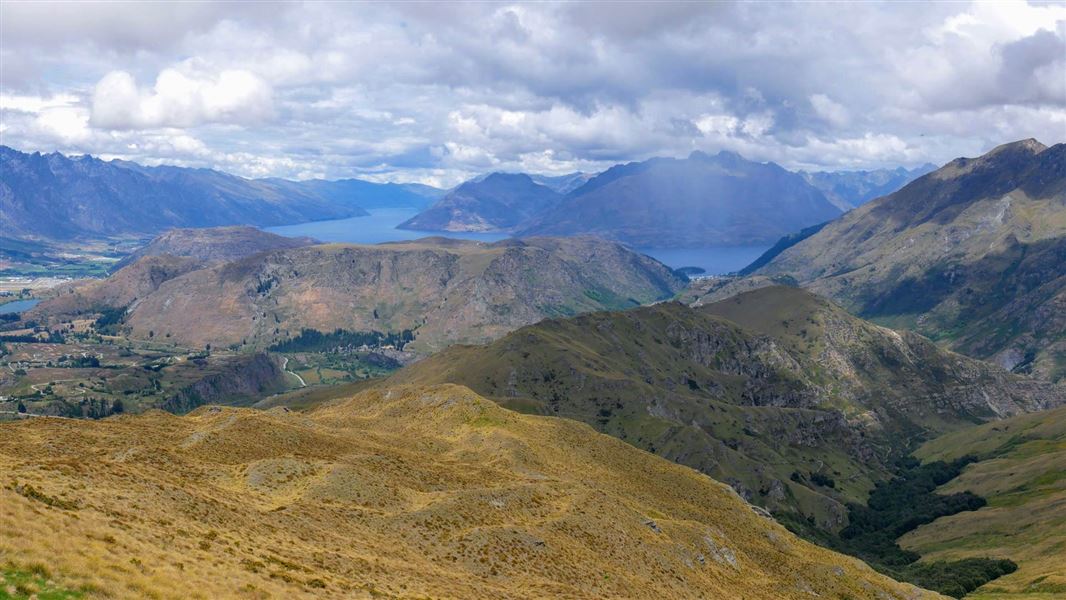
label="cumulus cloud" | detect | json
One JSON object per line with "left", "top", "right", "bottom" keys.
{"left": 0, "top": 0, "right": 1063, "bottom": 183}
{"left": 90, "top": 69, "right": 273, "bottom": 129}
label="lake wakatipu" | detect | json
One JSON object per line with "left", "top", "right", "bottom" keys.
{"left": 265, "top": 208, "right": 770, "bottom": 275}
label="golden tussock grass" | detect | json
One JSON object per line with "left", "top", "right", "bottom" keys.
{"left": 1, "top": 384, "right": 940, "bottom": 599}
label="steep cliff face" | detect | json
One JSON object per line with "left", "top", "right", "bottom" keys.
{"left": 37, "top": 237, "right": 684, "bottom": 352}
{"left": 159, "top": 352, "right": 287, "bottom": 413}
{"left": 391, "top": 286, "right": 1065, "bottom": 528}
{"left": 757, "top": 140, "right": 1066, "bottom": 381}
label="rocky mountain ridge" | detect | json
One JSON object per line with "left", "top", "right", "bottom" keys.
{"left": 756, "top": 139, "right": 1066, "bottom": 381}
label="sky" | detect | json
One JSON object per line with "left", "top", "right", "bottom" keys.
{"left": 1, "top": 1, "right": 1064, "bottom": 187}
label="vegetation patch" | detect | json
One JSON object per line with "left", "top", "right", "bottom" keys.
{"left": 0, "top": 563, "right": 85, "bottom": 599}
{"left": 9, "top": 482, "right": 79, "bottom": 510}
{"left": 269, "top": 328, "right": 414, "bottom": 353}
{"left": 778, "top": 456, "right": 1015, "bottom": 598}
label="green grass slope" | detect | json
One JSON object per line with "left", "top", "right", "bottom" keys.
{"left": 757, "top": 140, "right": 1066, "bottom": 381}
{"left": 391, "top": 286, "right": 1064, "bottom": 532}
{"left": 902, "top": 405, "right": 1066, "bottom": 599}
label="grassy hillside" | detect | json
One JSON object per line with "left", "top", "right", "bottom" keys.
{"left": 391, "top": 287, "right": 1064, "bottom": 531}
{"left": 757, "top": 140, "right": 1066, "bottom": 381}
{"left": 0, "top": 384, "right": 933, "bottom": 599}
{"left": 902, "top": 405, "right": 1066, "bottom": 599}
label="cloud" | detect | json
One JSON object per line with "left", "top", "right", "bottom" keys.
{"left": 809, "top": 95, "right": 850, "bottom": 127}
{"left": 90, "top": 69, "right": 273, "bottom": 129}
{"left": 0, "top": 0, "right": 1063, "bottom": 182}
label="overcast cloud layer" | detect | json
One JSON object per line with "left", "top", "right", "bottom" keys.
{"left": 1, "top": 1, "right": 1064, "bottom": 186}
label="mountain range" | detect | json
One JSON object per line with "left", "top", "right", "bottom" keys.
{"left": 754, "top": 139, "right": 1066, "bottom": 381}
{"left": 398, "top": 172, "right": 562, "bottom": 231}
{"left": 402, "top": 151, "right": 852, "bottom": 247}
{"left": 4, "top": 137, "right": 1064, "bottom": 598}
{"left": 397, "top": 152, "right": 935, "bottom": 248}
{"left": 1, "top": 144, "right": 931, "bottom": 251}
{"left": 801, "top": 164, "right": 938, "bottom": 211}
{"left": 0, "top": 146, "right": 441, "bottom": 242}
{"left": 516, "top": 151, "right": 845, "bottom": 246}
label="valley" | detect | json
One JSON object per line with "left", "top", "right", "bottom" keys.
{"left": 3, "top": 3, "right": 1063, "bottom": 598}
{"left": 902, "top": 405, "right": 1066, "bottom": 599}
{"left": 1, "top": 142, "right": 1062, "bottom": 600}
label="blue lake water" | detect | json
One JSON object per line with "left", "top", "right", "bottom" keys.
{"left": 264, "top": 208, "right": 509, "bottom": 245}
{"left": 265, "top": 209, "right": 769, "bottom": 275}
{"left": 0, "top": 299, "right": 41, "bottom": 314}
{"left": 635, "top": 246, "right": 770, "bottom": 276}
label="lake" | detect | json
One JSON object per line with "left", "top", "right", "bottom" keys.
{"left": 265, "top": 209, "right": 769, "bottom": 275}
{"left": 0, "top": 299, "right": 41, "bottom": 314}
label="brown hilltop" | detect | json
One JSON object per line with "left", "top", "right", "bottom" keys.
{"left": 30, "top": 254, "right": 205, "bottom": 323}
{"left": 113, "top": 226, "right": 316, "bottom": 270}
{"left": 38, "top": 236, "right": 684, "bottom": 352}
{"left": 0, "top": 384, "right": 939, "bottom": 599}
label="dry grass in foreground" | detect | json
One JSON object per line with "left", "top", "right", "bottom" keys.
{"left": 1, "top": 384, "right": 940, "bottom": 599}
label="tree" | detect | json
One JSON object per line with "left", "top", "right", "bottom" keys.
{"left": 17, "top": 401, "right": 26, "bottom": 414}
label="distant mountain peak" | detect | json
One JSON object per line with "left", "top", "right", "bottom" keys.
{"left": 517, "top": 149, "right": 840, "bottom": 246}
{"left": 990, "top": 138, "right": 1048, "bottom": 155}
{"left": 399, "top": 169, "right": 562, "bottom": 232}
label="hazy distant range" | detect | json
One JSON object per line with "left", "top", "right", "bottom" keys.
{"left": 264, "top": 208, "right": 770, "bottom": 276}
